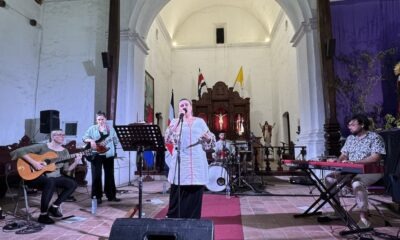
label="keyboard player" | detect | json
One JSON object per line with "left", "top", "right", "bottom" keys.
{"left": 323, "top": 114, "right": 385, "bottom": 228}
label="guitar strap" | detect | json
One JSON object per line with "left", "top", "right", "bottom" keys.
{"left": 99, "top": 130, "right": 109, "bottom": 140}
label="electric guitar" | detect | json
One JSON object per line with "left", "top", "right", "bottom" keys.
{"left": 86, "top": 135, "right": 117, "bottom": 154}
{"left": 17, "top": 148, "right": 92, "bottom": 181}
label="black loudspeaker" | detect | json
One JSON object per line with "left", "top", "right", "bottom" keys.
{"left": 216, "top": 28, "right": 224, "bottom": 44}
{"left": 101, "top": 52, "right": 110, "bottom": 68}
{"left": 109, "top": 218, "right": 214, "bottom": 240}
{"left": 40, "top": 110, "right": 60, "bottom": 134}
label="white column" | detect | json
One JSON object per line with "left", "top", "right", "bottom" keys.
{"left": 291, "top": 18, "right": 325, "bottom": 159}
{"left": 114, "top": 29, "right": 149, "bottom": 186}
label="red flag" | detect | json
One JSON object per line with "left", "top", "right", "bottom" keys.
{"left": 198, "top": 69, "right": 206, "bottom": 99}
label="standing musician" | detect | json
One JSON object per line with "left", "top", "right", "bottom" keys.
{"left": 323, "top": 114, "right": 385, "bottom": 228}
{"left": 213, "top": 132, "right": 235, "bottom": 161}
{"left": 10, "top": 129, "right": 82, "bottom": 224}
{"left": 83, "top": 111, "right": 120, "bottom": 204}
{"left": 165, "top": 98, "right": 216, "bottom": 219}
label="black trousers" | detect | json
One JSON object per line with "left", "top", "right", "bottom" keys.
{"left": 27, "top": 175, "right": 77, "bottom": 213}
{"left": 90, "top": 155, "right": 116, "bottom": 200}
{"left": 167, "top": 184, "right": 204, "bottom": 219}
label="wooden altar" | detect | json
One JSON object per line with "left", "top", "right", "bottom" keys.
{"left": 192, "top": 81, "right": 250, "bottom": 141}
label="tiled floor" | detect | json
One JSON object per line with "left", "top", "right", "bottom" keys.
{"left": 0, "top": 176, "right": 399, "bottom": 240}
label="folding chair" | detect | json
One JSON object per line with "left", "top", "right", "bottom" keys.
{"left": 13, "top": 180, "right": 32, "bottom": 221}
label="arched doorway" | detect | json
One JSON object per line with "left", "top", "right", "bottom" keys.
{"left": 117, "top": 0, "right": 325, "bottom": 162}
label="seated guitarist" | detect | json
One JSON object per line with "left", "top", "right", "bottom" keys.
{"left": 10, "top": 129, "right": 82, "bottom": 224}
{"left": 83, "top": 111, "right": 120, "bottom": 204}
{"left": 322, "top": 114, "right": 385, "bottom": 228}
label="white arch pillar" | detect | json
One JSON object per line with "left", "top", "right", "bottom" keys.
{"left": 116, "top": 30, "right": 149, "bottom": 125}
{"left": 291, "top": 18, "right": 325, "bottom": 158}
{"left": 113, "top": 29, "right": 149, "bottom": 184}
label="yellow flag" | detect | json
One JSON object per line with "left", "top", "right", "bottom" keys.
{"left": 235, "top": 66, "right": 244, "bottom": 87}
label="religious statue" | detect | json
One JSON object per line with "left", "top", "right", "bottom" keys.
{"left": 236, "top": 114, "right": 245, "bottom": 136}
{"left": 259, "top": 121, "right": 275, "bottom": 146}
{"left": 215, "top": 113, "right": 227, "bottom": 131}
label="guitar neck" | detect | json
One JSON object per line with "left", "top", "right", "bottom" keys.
{"left": 51, "top": 149, "right": 90, "bottom": 165}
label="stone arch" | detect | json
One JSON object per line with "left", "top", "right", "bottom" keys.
{"left": 119, "top": 0, "right": 325, "bottom": 157}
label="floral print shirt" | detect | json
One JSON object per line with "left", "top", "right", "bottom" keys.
{"left": 341, "top": 131, "right": 386, "bottom": 161}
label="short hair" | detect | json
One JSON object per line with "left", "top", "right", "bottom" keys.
{"left": 50, "top": 129, "right": 64, "bottom": 141}
{"left": 96, "top": 111, "right": 107, "bottom": 118}
{"left": 178, "top": 98, "right": 192, "bottom": 105}
{"left": 349, "top": 114, "right": 370, "bottom": 130}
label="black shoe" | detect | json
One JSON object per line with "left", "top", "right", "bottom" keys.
{"left": 108, "top": 197, "right": 121, "bottom": 202}
{"left": 97, "top": 198, "right": 102, "bottom": 204}
{"left": 317, "top": 214, "right": 341, "bottom": 223}
{"left": 48, "top": 206, "right": 63, "bottom": 218}
{"left": 38, "top": 214, "right": 55, "bottom": 224}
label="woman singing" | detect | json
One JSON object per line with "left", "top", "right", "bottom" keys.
{"left": 165, "top": 98, "right": 216, "bottom": 219}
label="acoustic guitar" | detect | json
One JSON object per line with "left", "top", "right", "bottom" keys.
{"left": 17, "top": 148, "right": 92, "bottom": 181}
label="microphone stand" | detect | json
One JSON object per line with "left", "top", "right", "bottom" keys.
{"left": 176, "top": 113, "right": 185, "bottom": 218}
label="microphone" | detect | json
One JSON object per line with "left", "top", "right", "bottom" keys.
{"left": 179, "top": 108, "right": 187, "bottom": 120}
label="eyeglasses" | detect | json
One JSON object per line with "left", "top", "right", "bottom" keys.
{"left": 54, "top": 133, "right": 65, "bottom": 136}
{"left": 347, "top": 122, "right": 359, "bottom": 127}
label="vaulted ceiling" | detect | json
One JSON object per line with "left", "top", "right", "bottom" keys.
{"left": 158, "top": 0, "right": 283, "bottom": 45}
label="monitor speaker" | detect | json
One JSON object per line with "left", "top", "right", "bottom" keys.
{"left": 40, "top": 110, "right": 60, "bottom": 134}
{"left": 109, "top": 218, "right": 214, "bottom": 240}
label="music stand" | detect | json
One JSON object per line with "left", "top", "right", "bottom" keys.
{"left": 114, "top": 124, "right": 165, "bottom": 218}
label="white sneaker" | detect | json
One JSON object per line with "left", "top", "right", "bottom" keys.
{"left": 357, "top": 218, "right": 371, "bottom": 228}
{"left": 339, "top": 186, "right": 352, "bottom": 197}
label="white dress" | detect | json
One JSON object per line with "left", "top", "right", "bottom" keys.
{"left": 165, "top": 117, "right": 215, "bottom": 185}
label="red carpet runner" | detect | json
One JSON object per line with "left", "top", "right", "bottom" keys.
{"left": 155, "top": 194, "right": 244, "bottom": 240}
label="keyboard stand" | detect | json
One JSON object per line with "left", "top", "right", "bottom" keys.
{"left": 293, "top": 165, "right": 373, "bottom": 236}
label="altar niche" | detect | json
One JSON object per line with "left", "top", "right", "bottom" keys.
{"left": 192, "top": 81, "right": 250, "bottom": 141}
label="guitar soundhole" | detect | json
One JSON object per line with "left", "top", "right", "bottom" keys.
{"left": 45, "top": 159, "right": 51, "bottom": 165}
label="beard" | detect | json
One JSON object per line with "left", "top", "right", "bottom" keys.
{"left": 351, "top": 128, "right": 363, "bottom": 136}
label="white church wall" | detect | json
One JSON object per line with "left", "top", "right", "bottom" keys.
{"left": 174, "top": 6, "right": 267, "bottom": 47}
{"left": 0, "top": 1, "right": 42, "bottom": 145}
{"left": 37, "top": 0, "right": 108, "bottom": 139}
{"left": 0, "top": 0, "right": 109, "bottom": 185}
{"left": 270, "top": 16, "right": 300, "bottom": 151}
{"left": 37, "top": 0, "right": 108, "bottom": 185}
{"left": 145, "top": 17, "right": 172, "bottom": 133}
{"left": 171, "top": 45, "right": 271, "bottom": 139}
